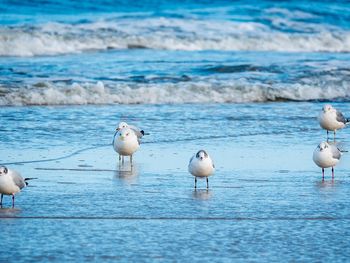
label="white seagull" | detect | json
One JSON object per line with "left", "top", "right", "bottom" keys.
{"left": 0, "top": 166, "right": 35, "bottom": 207}
{"left": 188, "top": 150, "right": 215, "bottom": 189}
{"left": 113, "top": 127, "right": 140, "bottom": 165}
{"left": 318, "top": 104, "right": 349, "bottom": 140}
{"left": 313, "top": 142, "right": 342, "bottom": 179}
{"left": 116, "top": 122, "right": 145, "bottom": 140}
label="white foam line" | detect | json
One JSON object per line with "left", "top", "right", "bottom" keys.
{"left": 1, "top": 18, "right": 350, "bottom": 56}
{"left": 1, "top": 81, "right": 350, "bottom": 106}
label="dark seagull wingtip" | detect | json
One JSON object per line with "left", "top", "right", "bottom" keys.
{"left": 24, "top": 177, "right": 38, "bottom": 181}
{"left": 24, "top": 177, "right": 37, "bottom": 186}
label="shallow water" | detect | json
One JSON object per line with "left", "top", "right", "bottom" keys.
{"left": 1, "top": 103, "right": 350, "bottom": 261}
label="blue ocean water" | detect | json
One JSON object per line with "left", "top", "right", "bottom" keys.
{"left": 1, "top": 1, "right": 350, "bottom": 262}
{"left": 1, "top": 0, "right": 350, "bottom": 105}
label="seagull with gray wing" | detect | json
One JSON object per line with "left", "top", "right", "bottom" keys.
{"left": 188, "top": 150, "right": 215, "bottom": 189}
{"left": 113, "top": 127, "right": 140, "bottom": 165}
{"left": 313, "top": 142, "right": 342, "bottom": 180}
{"left": 318, "top": 104, "right": 349, "bottom": 140}
{"left": 0, "top": 166, "right": 36, "bottom": 207}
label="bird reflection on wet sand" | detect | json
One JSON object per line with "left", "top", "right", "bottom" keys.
{"left": 192, "top": 189, "right": 213, "bottom": 200}
{"left": 114, "top": 163, "right": 138, "bottom": 184}
{"left": 316, "top": 178, "right": 337, "bottom": 191}
{"left": 0, "top": 207, "right": 21, "bottom": 215}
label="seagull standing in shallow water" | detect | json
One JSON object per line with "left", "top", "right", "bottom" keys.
{"left": 188, "top": 150, "right": 215, "bottom": 189}
{"left": 313, "top": 142, "right": 342, "bottom": 180}
{"left": 113, "top": 127, "right": 140, "bottom": 165}
{"left": 0, "top": 166, "right": 35, "bottom": 207}
{"left": 318, "top": 104, "right": 349, "bottom": 140}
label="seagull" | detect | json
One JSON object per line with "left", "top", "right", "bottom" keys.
{"left": 313, "top": 142, "right": 342, "bottom": 179}
{"left": 0, "top": 166, "right": 35, "bottom": 207}
{"left": 113, "top": 127, "right": 140, "bottom": 165}
{"left": 116, "top": 122, "right": 145, "bottom": 140}
{"left": 318, "top": 104, "right": 349, "bottom": 140}
{"left": 188, "top": 150, "right": 215, "bottom": 189}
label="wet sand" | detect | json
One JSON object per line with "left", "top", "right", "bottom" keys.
{"left": 1, "top": 103, "right": 350, "bottom": 261}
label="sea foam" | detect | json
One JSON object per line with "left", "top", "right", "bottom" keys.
{"left": 1, "top": 18, "right": 350, "bottom": 56}
{"left": 1, "top": 81, "right": 349, "bottom": 106}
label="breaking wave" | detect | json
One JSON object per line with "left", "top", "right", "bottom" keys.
{"left": 1, "top": 18, "right": 350, "bottom": 56}
{"left": 1, "top": 81, "right": 349, "bottom": 106}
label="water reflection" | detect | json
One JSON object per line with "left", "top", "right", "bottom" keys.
{"left": 192, "top": 189, "right": 213, "bottom": 200}
{"left": 316, "top": 178, "right": 336, "bottom": 191}
{"left": 114, "top": 163, "right": 139, "bottom": 184}
{"left": 0, "top": 207, "right": 21, "bottom": 216}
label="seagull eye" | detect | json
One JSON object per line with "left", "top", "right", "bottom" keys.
{"left": 126, "top": 133, "right": 129, "bottom": 136}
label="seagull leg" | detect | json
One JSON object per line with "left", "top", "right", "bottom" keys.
{"left": 334, "top": 131, "right": 336, "bottom": 142}
{"left": 119, "top": 154, "right": 121, "bottom": 162}
{"left": 122, "top": 156, "right": 124, "bottom": 164}
{"left": 327, "top": 130, "right": 329, "bottom": 142}
{"left": 0, "top": 194, "right": 3, "bottom": 206}
{"left": 12, "top": 194, "right": 15, "bottom": 208}
{"left": 332, "top": 167, "right": 334, "bottom": 179}
{"left": 195, "top": 177, "right": 197, "bottom": 189}
{"left": 322, "top": 168, "right": 324, "bottom": 181}
{"left": 130, "top": 155, "right": 133, "bottom": 166}
{"left": 206, "top": 177, "right": 209, "bottom": 189}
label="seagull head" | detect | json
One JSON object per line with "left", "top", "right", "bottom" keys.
{"left": 118, "top": 127, "right": 134, "bottom": 141}
{"left": 196, "top": 150, "right": 208, "bottom": 161}
{"left": 322, "top": 104, "right": 334, "bottom": 113}
{"left": 318, "top": 142, "right": 329, "bottom": 152}
{"left": 0, "top": 166, "right": 8, "bottom": 175}
{"left": 116, "top": 122, "right": 128, "bottom": 131}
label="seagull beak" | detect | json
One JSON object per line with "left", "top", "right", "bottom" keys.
{"left": 200, "top": 157, "right": 203, "bottom": 160}
{"left": 119, "top": 135, "right": 125, "bottom": 141}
